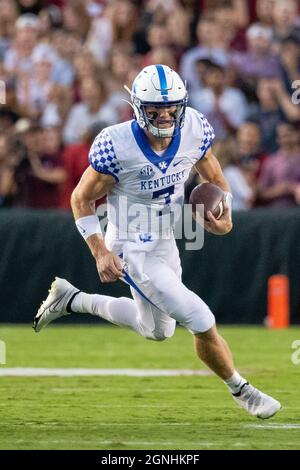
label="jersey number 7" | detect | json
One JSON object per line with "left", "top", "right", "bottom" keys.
{"left": 152, "top": 185, "right": 175, "bottom": 205}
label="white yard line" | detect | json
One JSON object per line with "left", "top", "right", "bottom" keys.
{"left": 245, "top": 424, "right": 300, "bottom": 430}
{"left": 6, "top": 422, "right": 193, "bottom": 427}
{"left": 0, "top": 367, "right": 212, "bottom": 377}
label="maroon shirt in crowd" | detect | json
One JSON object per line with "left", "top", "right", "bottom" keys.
{"left": 259, "top": 150, "right": 300, "bottom": 208}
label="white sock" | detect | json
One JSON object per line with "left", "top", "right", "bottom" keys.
{"left": 71, "top": 292, "right": 144, "bottom": 335}
{"left": 224, "top": 371, "right": 248, "bottom": 394}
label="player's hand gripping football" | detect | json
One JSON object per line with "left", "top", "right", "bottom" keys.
{"left": 204, "top": 197, "right": 233, "bottom": 235}
{"left": 96, "top": 251, "right": 125, "bottom": 283}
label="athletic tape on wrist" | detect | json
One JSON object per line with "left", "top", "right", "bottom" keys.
{"left": 75, "top": 215, "right": 102, "bottom": 241}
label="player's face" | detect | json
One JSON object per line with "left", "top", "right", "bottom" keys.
{"left": 145, "top": 105, "right": 177, "bottom": 129}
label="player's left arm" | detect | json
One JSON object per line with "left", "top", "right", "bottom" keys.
{"left": 194, "top": 148, "right": 233, "bottom": 235}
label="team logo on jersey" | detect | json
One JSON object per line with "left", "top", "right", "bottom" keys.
{"left": 139, "top": 233, "right": 153, "bottom": 243}
{"left": 158, "top": 161, "right": 168, "bottom": 170}
{"left": 139, "top": 165, "right": 155, "bottom": 179}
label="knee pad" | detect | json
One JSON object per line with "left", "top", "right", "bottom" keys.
{"left": 170, "top": 292, "right": 216, "bottom": 334}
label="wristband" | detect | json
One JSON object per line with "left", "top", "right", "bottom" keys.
{"left": 75, "top": 215, "right": 102, "bottom": 241}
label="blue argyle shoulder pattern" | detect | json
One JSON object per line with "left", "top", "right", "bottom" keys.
{"left": 198, "top": 113, "right": 215, "bottom": 160}
{"left": 89, "top": 130, "right": 122, "bottom": 181}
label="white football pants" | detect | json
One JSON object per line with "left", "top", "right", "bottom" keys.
{"left": 104, "top": 223, "right": 215, "bottom": 339}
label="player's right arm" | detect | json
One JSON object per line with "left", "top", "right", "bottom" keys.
{"left": 71, "top": 167, "right": 124, "bottom": 283}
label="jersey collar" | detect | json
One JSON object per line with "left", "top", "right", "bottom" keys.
{"left": 131, "top": 121, "right": 181, "bottom": 174}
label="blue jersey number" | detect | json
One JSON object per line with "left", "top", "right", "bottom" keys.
{"left": 152, "top": 185, "right": 175, "bottom": 205}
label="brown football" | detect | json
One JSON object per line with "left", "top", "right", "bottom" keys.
{"left": 189, "top": 182, "right": 224, "bottom": 221}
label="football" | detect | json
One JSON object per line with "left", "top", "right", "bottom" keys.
{"left": 189, "top": 182, "right": 224, "bottom": 221}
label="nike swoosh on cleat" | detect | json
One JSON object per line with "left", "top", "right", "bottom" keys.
{"left": 232, "top": 382, "right": 249, "bottom": 397}
{"left": 33, "top": 294, "right": 65, "bottom": 331}
{"left": 173, "top": 159, "right": 184, "bottom": 167}
{"left": 48, "top": 294, "right": 67, "bottom": 313}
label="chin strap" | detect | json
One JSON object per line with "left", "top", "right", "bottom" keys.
{"left": 148, "top": 121, "right": 175, "bottom": 138}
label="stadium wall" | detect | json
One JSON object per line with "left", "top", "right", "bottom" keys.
{"left": 1, "top": 208, "right": 299, "bottom": 325}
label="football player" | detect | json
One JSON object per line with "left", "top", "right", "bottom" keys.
{"left": 34, "top": 65, "right": 281, "bottom": 419}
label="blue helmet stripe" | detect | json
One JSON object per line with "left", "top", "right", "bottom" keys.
{"left": 155, "top": 64, "right": 168, "bottom": 98}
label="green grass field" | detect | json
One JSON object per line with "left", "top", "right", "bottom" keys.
{"left": 0, "top": 324, "right": 300, "bottom": 450}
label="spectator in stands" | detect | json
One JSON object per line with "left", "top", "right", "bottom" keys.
{"left": 203, "top": 0, "right": 249, "bottom": 29}
{"left": 16, "top": 43, "right": 57, "bottom": 118}
{"left": 255, "top": 0, "right": 275, "bottom": 26}
{"left": 51, "top": 28, "right": 82, "bottom": 78}
{"left": 190, "top": 60, "right": 248, "bottom": 138}
{"left": 0, "top": 131, "right": 16, "bottom": 206}
{"left": 249, "top": 77, "right": 300, "bottom": 154}
{"left": 109, "top": 45, "right": 134, "bottom": 89}
{"left": 87, "top": 0, "right": 140, "bottom": 64}
{"left": 213, "top": 1, "right": 245, "bottom": 52}
{"left": 280, "top": 35, "right": 300, "bottom": 94}
{"left": 235, "top": 121, "right": 266, "bottom": 173}
{"left": 63, "top": 76, "right": 118, "bottom": 144}
{"left": 180, "top": 15, "right": 230, "bottom": 92}
{"left": 258, "top": 122, "right": 300, "bottom": 208}
{"left": 223, "top": 123, "right": 263, "bottom": 210}
{"left": 273, "top": 0, "right": 300, "bottom": 46}
{"left": 61, "top": 121, "right": 107, "bottom": 210}
{"left": 41, "top": 83, "right": 72, "bottom": 128}
{"left": 4, "top": 13, "right": 40, "bottom": 76}
{"left": 231, "top": 22, "right": 282, "bottom": 86}
{"left": 62, "top": 0, "right": 91, "bottom": 40}
{"left": 71, "top": 49, "right": 100, "bottom": 104}
{"left": 166, "top": 3, "right": 191, "bottom": 51}
{"left": 0, "top": 0, "right": 19, "bottom": 60}
{"left": 139, "top": 0, "right": 171, "bottom": 29}
{"left": 38, "top": 4, "right": 63, "bottom": 34}
{"left": 44, "top": 31, "right": 75, "bottom": 88}
{"left": 140, "top": 2, "right": 191, "bottom": 62}
{"left": 103, "top": 45, "right": 133, "bottom": 122}
{"left": 86, "top": 6, "right": 114, "bottom": 65}
{"left": 6, "top": 119, "right": 41, "bottom": 206}
{"left": 15, "top": 128, "right": 66, "bottom": 209}
{"left": 223, "top": 159, "right": 256, "bottom": 210}
{"left": 142, "top": 22, "right": 170, "bottom": 67}
{"left": 73, "top": 50, "right": 98, "bottom": 86}
{"left": 109, "top": 0, "right": 140, "bottom": 48}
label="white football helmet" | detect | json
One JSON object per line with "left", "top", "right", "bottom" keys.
{"left": 125, "top": 64, "right": 188, "bottom": 138}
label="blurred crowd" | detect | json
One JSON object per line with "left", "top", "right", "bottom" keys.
{"left": 0, "top": 0, "right": 300, "bottom": 211}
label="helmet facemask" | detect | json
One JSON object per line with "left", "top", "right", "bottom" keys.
{"left": 132, "top": 96, "right": 188, "bottom": 138}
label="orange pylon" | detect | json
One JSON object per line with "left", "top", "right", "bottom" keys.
{"left": 267, "top": 275, "right": 290, "bottom": 329}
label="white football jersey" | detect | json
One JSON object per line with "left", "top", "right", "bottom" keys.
{"left": 89, "top": 107, "right": 215, "bottom": 235}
